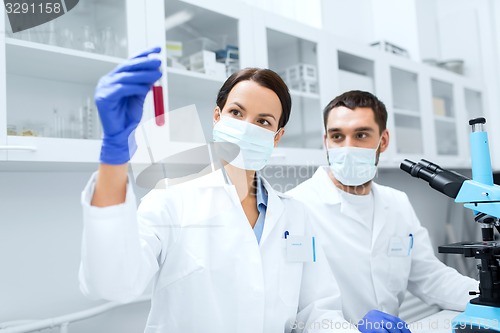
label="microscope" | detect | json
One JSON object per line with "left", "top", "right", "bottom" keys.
{"left": 400, "top": 118, "right": 500, "bottom": 333}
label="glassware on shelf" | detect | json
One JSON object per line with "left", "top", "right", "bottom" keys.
{"left": 7, "top": 124, "right": 17, "bottom": 136}
{"left": 68, "top": 111, "right": 79, "bottom": 139}
{"left": 21, "top": 127, "right": 37, "bottom": 136}
{"left": 46, "top": 21, "right": 57, "bottom": 46}
{"left": 117, "top": 36, "right": 128, "bottom": 57}
{"left": 58, "top": 28, "right": 75, "bottom": 49}
{"left": 52, "top": 108, "right": 64, "bottom": 138}
{"left": 20, "top": 121, "right": 46, "bottom": 137}
{"left": 100, "top": 26, "right": 116, "bottom": 56}
{"left": 44, "top": 98, "right": 98, "bottom": 139}
{"left": 31, "top": 25, "right": 46, "bottom": 44}
{"left": 77, "top": 97, "right": 97, "bottom": 139}
{"left": 80, "top": 25, "right": 97, "bottom": 53}
{"left": 15, "top": 29, "right": 32, "bottom": 42}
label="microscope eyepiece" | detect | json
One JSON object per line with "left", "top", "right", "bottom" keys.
{"left": 418, "top": 159, "right": 443, "bottom": 173}
{"left": 469, "top": 117, "right": 486, "bottom": 126}
{"left": 400, "top": 159, "right": 469, "bottom": 199}
{"left": 400, "top": 159, "right": 416, "bottom": 175}
{"left": 400, "top": 159, "right": 434, "bottom": 183}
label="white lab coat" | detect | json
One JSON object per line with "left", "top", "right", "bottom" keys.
{"left": 79, "top": 169, "right": 359, "bottom": 333}
{"left": 288, "top": 167, "right": 479, "bottom": 323}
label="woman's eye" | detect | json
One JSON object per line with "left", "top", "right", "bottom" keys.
{"left": 258, "top": 119, "right": 271, "bottom": 126}
{"left": 230, "top": 109, "right": 242, "bottom": 117}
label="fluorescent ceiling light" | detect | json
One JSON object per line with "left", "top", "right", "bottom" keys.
{"left": 165, "top": 10, "right": 194, "bottom": 31}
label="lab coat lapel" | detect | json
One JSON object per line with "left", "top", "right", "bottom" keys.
{"left": 259, "top": 177, "right": 285, "bottom": 245}
{"left": 316, "top": 167, "right": 375, "bottom": 223}
{"left": 371, "top": 182, "right": 390, "bottom": 248}
{"left": 314, "top": 167, "right": 342, "bottom": 206}
{"left": 314, "top": 167, "right": 371, "bottom": 223}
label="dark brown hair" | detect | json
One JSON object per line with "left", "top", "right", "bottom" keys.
{"left": 216, "top": 68, "right": 292, "bottom": 128}
{"left": 323, "top": 90, "right": 387, "bottom": 134}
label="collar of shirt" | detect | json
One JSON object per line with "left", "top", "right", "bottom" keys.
{"left": 255, "top": 171, "right": 268, "bottom": 211}
{"left": 253, "top": 171, "right": 268, "bottom": 244}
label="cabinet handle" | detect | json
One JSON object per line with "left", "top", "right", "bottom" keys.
{"left": 0, "top": 145, "right": 37, "bottom": 151}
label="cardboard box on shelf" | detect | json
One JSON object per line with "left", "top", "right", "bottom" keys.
{"left": 433, "top": 97, "right": 446, "bottom": 116}
{"left": 290, "top": 80, "right": 319, "bottom": 94}
{"left": 184, "top": 37, "right": 219, "bottom": 57}
{"left": 370, "top": 40, "right": 410, "bottom": 58}
{"left": 215, "top": 45, "right": 239, "bottom": 62}
{"left": 166, "top": 40, "right": 183, "bottom": 58}
{"left": 287, "top": 63, "right": 317, "bottom": 83}
{"left": 205, "top": 62, "right": 226, "bottom": 80}
{"left": 226, "top": 63, "right": 239, "bottom": 77}
{"left": 189, "top": 50, "right": 217, "bottom": 72}
{"left": 166, "top": 57, "right": 187, "bottom": 70}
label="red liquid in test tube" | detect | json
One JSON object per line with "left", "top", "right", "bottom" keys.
{"left": 153, "top": 84, "right": 165, "bottom": 126}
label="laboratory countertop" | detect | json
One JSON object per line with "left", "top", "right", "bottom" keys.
{"left": 410, "top": 310, "right": 460, "bottom": 333}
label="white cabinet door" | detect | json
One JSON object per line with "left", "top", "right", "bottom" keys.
{"left": 7, "top": 136, "right": 100, "bottom": 162}
{"left": 0, "top": 4, "right": 8, "bottom": 161}
{"left": 2, "top": 0, "right": 145, "bottom": 163}
{"left": 252, "top": 8, "right": 325, "bottom": 165}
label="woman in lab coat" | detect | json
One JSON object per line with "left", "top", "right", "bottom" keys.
{"left": 79, "top": 47, "right": 357, "bottom": 333}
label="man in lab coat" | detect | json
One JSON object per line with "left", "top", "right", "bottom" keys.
{"left": 288, "top": 90, "right": 479, "bottom": 330}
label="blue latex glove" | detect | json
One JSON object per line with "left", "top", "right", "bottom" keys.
{"left": 95, "top": 46, "right": 162, "bottom": 165}
{"left": 358, "top": 310, "right": 412, "bottom": 333}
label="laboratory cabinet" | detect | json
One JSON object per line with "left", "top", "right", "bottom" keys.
{"left": 249, "top": 8, "right": 334, "bottom": 166}
{"left": 385, "top": 54, "right": 484, "bottom": 169}
{"left": 0, "top": 0, "right": 147, "bottom": 163}
{"left": 335, "top": 40, "right": 486, "bottom": 169}
{"left": 0, "top": 0, "right": 487, "bottom": 170}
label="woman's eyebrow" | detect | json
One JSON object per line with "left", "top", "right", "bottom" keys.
{"left": 229, "top": 102, "right": 246, "bottom": 111}
{"left": 258, "top": 113, "right": 276, "bottom": 120}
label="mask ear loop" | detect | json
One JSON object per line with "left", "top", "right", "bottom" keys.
{"left": 210, "top": 106, "right": 222, "bottom": 173}
{"left": 324, "top": 136, "right": 334, "bottom": 166}
{"left": 375, "top": 134, "right": 383, "bottom": 150}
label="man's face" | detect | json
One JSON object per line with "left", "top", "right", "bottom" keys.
{"left": 324, "top": 106, "right": 389, "bottom": 154}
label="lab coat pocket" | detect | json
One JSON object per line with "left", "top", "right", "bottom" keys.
{"left": 156, "top": 247, "right": 205, "bottom": 291}
{"left": 279, "top": 240, "right": 303, "bottom": 308}
{"left": 387, "top": 255, "right": 411, "bottom": 293}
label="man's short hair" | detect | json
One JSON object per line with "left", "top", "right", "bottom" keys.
{"left": 323, "top": 90, "right": 388, "bottom": 134}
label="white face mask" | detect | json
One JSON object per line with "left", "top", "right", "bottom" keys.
{"left": 213, "top": 115, "right": 279, "bottom": 170}
{"left": 327, "top": 139, "right": 381, "bottom": 186}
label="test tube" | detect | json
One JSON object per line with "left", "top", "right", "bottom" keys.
{"left": 153, "top": 82, "right": 165, "bottom": 126}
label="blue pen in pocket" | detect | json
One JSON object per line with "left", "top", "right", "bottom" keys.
{"left": 408, "top": 233, "right": 414, "bottom": 255}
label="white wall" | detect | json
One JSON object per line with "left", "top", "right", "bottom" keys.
{"left": 238, "top": 0, "right": 322, "bottom": 28}
{"left": 436, "top": 0, "right": 483, "bottom": 80}
{"left": 491, "top": 0, "right": 500, "bottom": 171}
{"left": 322, "top": 0, "right": 422, "bottom": 60}
{"left": 371, "top": 0, "right": 421, "bottom": 60}
{"left": 0, "top": 170, "right": 150, "bottom": 332}
{"left": 415, "top": 0, "right": 439, "bottom": 61}
{"left": 321, "top": 0, "right": 374, "bottom": 45}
